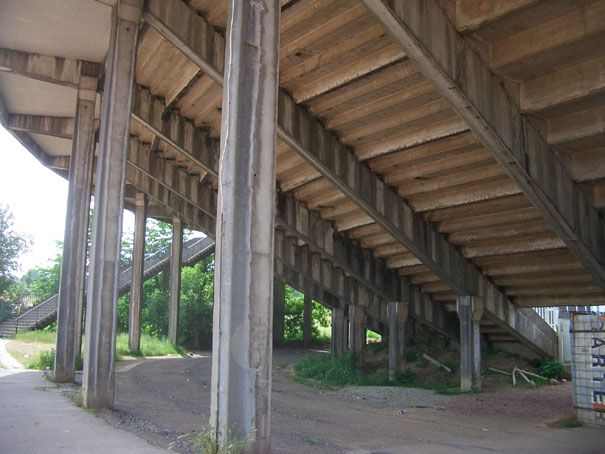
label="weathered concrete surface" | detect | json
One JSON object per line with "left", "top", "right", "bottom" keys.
{"left": 209, "top": 1, "right": 280, "bottom": 451}
{"left": 168, "top": 216, "right": 182, "bottom": 347}
{"left": 54, "top": 74, "right": 96, "bottom": 383}
{"left": 128, "top": 192, "right": 147, "bottom": 352}
{"left": 361, "top": 0, "right": 605, "bottom": 292}
{"left": 273, "top": 280, "right": 286, "bottom": 346}
{"left": 83, "top": 0, "right": 142, "bottom": 410}
{"left": 331, "top": 308, "right": 346, "bottom": 356}
{"left": 457, "top": 296, "right": 473, "bottom": 392}
{"left": 0, "top": 370, "right": 169, "bottom": 454}
{"left": 303, "top": 293, "right": 312, "bottom": 349}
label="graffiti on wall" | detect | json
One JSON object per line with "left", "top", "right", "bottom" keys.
{"left": 571, "top": 313, "right": 605, "bottom": 425}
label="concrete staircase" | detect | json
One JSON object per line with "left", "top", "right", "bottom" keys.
{"left": 0, "top": 236, "right": 215, "bottom": 338}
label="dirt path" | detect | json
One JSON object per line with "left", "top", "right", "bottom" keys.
{"left": 89, "top": 349, "right": 602, "bottom": 454}
{"left": 0, "top": 339, "right": 24, "bottom": 370}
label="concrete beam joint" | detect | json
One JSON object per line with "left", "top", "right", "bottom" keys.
{"left": 119, "top": 0, "right": 143, "bottom": 23}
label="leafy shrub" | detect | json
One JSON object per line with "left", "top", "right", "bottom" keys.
{"left": 27, "top": 349, "right": 55, "bottom": 370}
{"left": 537, "top": 358, "right": 565, "bottom": 380}
{"left": 294, "top": 352, "right": 362, "bottom": 387}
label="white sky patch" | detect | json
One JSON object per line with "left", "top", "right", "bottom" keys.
{"left": 0, "top": 125, "right": 134, "bottom": 276}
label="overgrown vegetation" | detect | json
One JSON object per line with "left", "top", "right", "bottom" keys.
{"left": 115, "top": 333, "right": 185, "bottom": 359}
{"left": 27, "top": 348, "right": 55, "bottom": 370}
{"left": 294, "top": 351, "right": 416, "bottom": 388}
{"left": 175, "top": 423, "right": 254, "bottom": 454}
{"left": 533, "top": 357, "right": 566, "bottom": 380}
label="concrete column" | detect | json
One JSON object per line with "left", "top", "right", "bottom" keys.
{"left": 331, "top": 307, "right": 346, "bottom": 356}
{"left": 457, "top": 295, "right": 473, "bottom": 392}
{"left": 128, "top": 192, "right": 147, "bottom": 352}
{"left": 473, "top": 298, "right": 485, "bottom": 391}
{"left": 54, "top": 74, "right": 97, "bottom": 383}
{"left": 349, "top": 305, "right": 365, "bottom": 361}
{"left": 168, "top": 216, "right": 182, "bottom": 347}
{"left": 83, "top": 0, "right": 142, "bottom": 410}
{"left": 303, "top": 294, "right": 312, "bottom": 349}
{"left": 209, "top": 1, "right": 280, "bottom": 451}
{"left": 398, "top": 301, "right": 409, "bottom": 370}
{"left": 273, "top": 280, "right": 285, "bottom": 346}
{"left": 388, "top": 302, "right": 400, "bottom": 378}
{"left": 162, "top": 265, "right": 170, "bottom": 295}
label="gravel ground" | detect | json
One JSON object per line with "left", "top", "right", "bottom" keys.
{"left": 74, "top": 348, "right": 586, "bottom": 454}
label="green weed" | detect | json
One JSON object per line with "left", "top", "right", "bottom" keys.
{"left": 27, "top": 349, "right": 55, "bottom": 370}
{"left": 175, "top": 423, "right": 254, "bottom": 454}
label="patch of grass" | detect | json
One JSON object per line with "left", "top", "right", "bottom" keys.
{"left": 561, "top": 418, "right": 583, "bottom": 428}
{"left": 27, "top": 349, "right": 55, "bottom": 370}
{"left": 115, "top": 333, "right": 185, "bottom": 359}
{"left": 14, "top": 330, "right": 56, "bottom": 344}
{"left": 294, "top": 352, "right": 363, "bottom": 387}
{"left": 174, "top": 423, "right": 254, "bottom": 454}
{"left": 301, "top": 436, "right": 316, "bottom": 446}
{"left": 294, "top": 352, "right": 418, "bottom": 388}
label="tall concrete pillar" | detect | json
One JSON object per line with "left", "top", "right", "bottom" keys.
{"left": 128, "top": 192, "right": 147, "bottom": 352}
{"left": 54, "top": 74, "right": 97, "bottom": 383}
{"left": 168, "top": 216, "right": 182, "bottom": 347}
{"left": 273, "top": 280, "right": 285, "bottom": 346}
{"left": 331, "top": 307, "right": 346, "bottom": 356}
{"left": 303, "top": 294, "right": 312, "bottom": 349}
{"left": 162, "top": 265, "right": 170, "bottom": 295}
{"left": 473, "top": 297, "right": 485, "bottom": 391}
{"left": 83, "top": 0, "right": 142, "bottom": 409}
{"left": 349, "top": 305, "right": 365, "bottom": 361}
{"left": 398, "top": 301, "right": 409, "bottom": 370}
{"left": 388, "top": 302, "right": 404, "bottom": 378}
{"left": 457, "top": 295, "right": 473, "bottom": 392}
{"left": 209, "top": 1, "right": 280, "bottom": 451}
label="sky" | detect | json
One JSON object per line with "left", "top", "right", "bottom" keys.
{"left": 0, "top": 125, "right": 133, "bottom": 276}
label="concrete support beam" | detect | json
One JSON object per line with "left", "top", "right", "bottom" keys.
{"left": 303, "top": 293, "right": 312, "bottom": 349}
{"left": 54, "top": 75, "right": 97, "bottom": 383}
{"left": 331, "top": 307, "right": 346, "bottom": 356}
{"left": 140, "top": 0, "right": 555, "bottom": 358}
{"left": 128, "top": 192, "right": 147, "bottom": 352}
{"left": 168, "top": 216, "right": 182, "bottom": 346}
{"left": 398, "top": 301, "right": 409, "bottom": 371}
{"left": 273, "top": 280, "right": 285, "bottom": 346}
{"left": 473, "top": 298, "right": 485, "bottom": 391}
{"left": 388, "top": 302, "right": 401, "bottom": 378}
{"left": 83, "top": 0, "right": 142, "bottom": 410}
{"left": 362, "top": 0, "right": 605, "bottom": 293}
{"left": 209, "top": 1, "right": 280, "bottom": 451}
{"left": 0, "top": 47, "right": 103, "bottom": 88}
{"left": 457, "top": 296, "right": 473, "bottom": 393}
{"left": 349, "top": 305, "right": 365, "bottom": 361}
{"left": 388, "top": 301, "right": 409, "bottom": 378}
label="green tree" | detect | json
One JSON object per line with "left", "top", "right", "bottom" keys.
{"left": 0, "top": 206, "right": 29, "bottom": 320}
{"left": 0, "top": 205, "right": 29, "bottom": 294}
